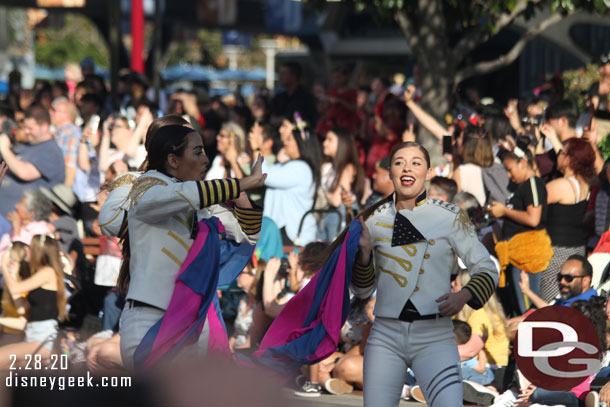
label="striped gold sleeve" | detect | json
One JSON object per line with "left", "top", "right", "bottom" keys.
{"left": 352, "top": 254, "right": 375, "bottom": 289}
{"left": 233, "top": 204, "right": 263, "bottom": 235}
{"left": 463, "top": 273, "right": 496, "bottom": 309}
{"left": 197, "top": 179, "right": 240, "bottom": 209}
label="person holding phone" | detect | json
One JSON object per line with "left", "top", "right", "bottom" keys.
{"left": 452, "top": 127, "right": 494, "bottom": 207}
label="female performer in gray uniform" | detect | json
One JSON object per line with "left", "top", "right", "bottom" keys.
{"left": 351, "top": 141, "right": 498, "bottom": 407}
{"left": 102, "top": 124, "right": 266, "bottom": 369}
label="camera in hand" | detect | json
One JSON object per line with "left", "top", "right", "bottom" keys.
{"left": 278, "top": 257, "right": 291, "bottom": 277}
{"left": 521, "top": 114, "right": 542, "bottom": 127}
{"left": 467, "top": 206, "right": 495, "bottom": 231}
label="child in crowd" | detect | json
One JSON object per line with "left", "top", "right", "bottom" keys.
{"left": 453, "top": 319, "right": 495, "bottom": 386}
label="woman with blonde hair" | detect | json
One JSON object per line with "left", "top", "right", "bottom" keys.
{"left": 453, "top": 268, "right": 510, "bottom": 391}
{"left": 0, "top": 242, "right": 30, "bottom": 334}
{"left": 0, "top": 235, "right": 67, "bottom": 368}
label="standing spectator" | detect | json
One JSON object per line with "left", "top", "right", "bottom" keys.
{"left": 50, "top": 97, "right": 83, "bottom": 196}
{"left": 453, "top": 127, "right": 494, "bottom": 207}
{"left": 270, "top": 62, "right": 318, "bottom": 128}
{"left": 365, "top": 93, "right": 404, "bottom": 178}
{"left": 489, "top": 143, "right": 549, "bottom": 315}
{"left": 0, "top": 105, "right": 65, "bottom": 217}
{"left": 540, "top": 138, "right": 595, "bottom": 302}
{"left": 316, "top": 66, "right": 359, "bottom": 135}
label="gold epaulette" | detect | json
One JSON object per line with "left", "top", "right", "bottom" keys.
{"left": 125, "top": 176, "right": 168, "bottom": 208}
{"left": 104, "top": 173, "right": 138, "bottom": 192}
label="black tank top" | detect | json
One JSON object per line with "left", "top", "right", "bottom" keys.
{"left": 546, "top": 200, "right": 588, "bottom": 247}
{"left": 27, "top": 288, "right": 59, "bottom": 322}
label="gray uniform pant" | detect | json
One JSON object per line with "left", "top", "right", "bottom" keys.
{"left": 363, "top": 316, "right": 463, "bottom": 407}
{"left": 119, "top": 302, "right": 210, "bottom": 370}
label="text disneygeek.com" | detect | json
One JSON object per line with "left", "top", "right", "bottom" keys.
{"left": 5, "top": 371, "right": 132, "bottom": 391}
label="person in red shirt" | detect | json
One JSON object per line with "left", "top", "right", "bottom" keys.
{"left": 316, "top": 66, "right": 359, "bottom": 136}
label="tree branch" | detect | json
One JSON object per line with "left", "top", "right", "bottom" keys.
{"left": 450, "top": 0, "right": 543, "bottom": 68}
{"left": 454, "top": 10, "right": 568, "bottom": 85}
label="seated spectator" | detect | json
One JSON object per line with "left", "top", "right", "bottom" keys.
{"left": 319, "top": 127, "right": 365, "bottom": 241}
{"left": 429, "top": 176, "right": 458, "bottom": 203}
{"left": 0, "top": 189, "right": 52, "bottom": 255}
{"left": 453, "top": 320, "right": 495, "bottom": 387}
{"left": 262, "top": 242, "right": 328, "bottom": 319}
{"left": 229, "top": 261, "right": 262, "bottom": 352}
{"left": 50, "top": 97, "right": 82, "bottom": 195}
{"left": 262, "top": 117, "right": 321, "bottom": 246}
{"left": 0, "top": 104, "right": 65, "bottom": 217}
{"left": 507, "top": 255, "right": 597, "bottom": 338}
{"left": 40, "top": 184, "right": 86, "bottom": 277}
{"left": 356, "top": 156, "right": 394, "bottom": 210}
{"left": 206, "top": 122, "right": 249, "bottom": 180}
{"left": 295, "top": 295, "right": 375, "bottom": 397}
{"left": 248, "top": 121, "right": 278, "bottom": 166}
{"left": 0, "top": 235, "right": 67, "bottom": 368}
{"left": 0, "top": 242, "right": 30, "bottom": 334}
{"left": 86, "top": 332, "right": 123, "bottom": 373}
{"left": 453, "top": 269, "right": 510, "bottom": 396}
{"left": 494, "top": 299, "right": 606, "bottom": 407}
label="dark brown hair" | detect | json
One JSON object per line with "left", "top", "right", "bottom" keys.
{"left": 321, "top": 141, "right": 430, "bottom": 261}
{"left": 117, "top": 116, "right": 192, "bottom": 294}
{"left": 327, "top": 127, "right": 366, "bottom": 202}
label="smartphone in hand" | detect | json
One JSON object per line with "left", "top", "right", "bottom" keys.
{"left": 442, "top": 134, "right": 452, "bottom": 155}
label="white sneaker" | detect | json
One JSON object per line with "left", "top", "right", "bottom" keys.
{"left": 490, "top": 390, "right": 517, "bottom": 407}
{"left": 401, "top": 384, "right": 411, "bottom": 400}
{"left": 462, "top": 380, "right": 497, "bottom": 406}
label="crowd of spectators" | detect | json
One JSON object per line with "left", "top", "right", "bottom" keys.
{"left": 1, "top": 52, "right": 610, "bottom": 406}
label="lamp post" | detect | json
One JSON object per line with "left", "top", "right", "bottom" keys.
{"left": 260, "top": 39, "right": 279, "bottom": 90}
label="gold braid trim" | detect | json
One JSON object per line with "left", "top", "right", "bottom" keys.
{"left": 454, "top": 209, "right": 475, "bottom": 237}
{"left": 103, "top": 173, "right": 137, "bottom": 192}
{"left": 125, "top": 177, "right": 168, "bottom": 208}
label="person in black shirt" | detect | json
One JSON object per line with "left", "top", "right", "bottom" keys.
{"left": 489, "top": 146, "right": 548, "bottom": 315}
{"left": 270, "top": 62, "right": 318, "bottom": 128}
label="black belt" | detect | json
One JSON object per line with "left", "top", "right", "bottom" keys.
{"left": 398, "top": 300, "right": 442, "bottom": 322}
{"left": 127, "top": 299, "right": 163, "bottom": 311}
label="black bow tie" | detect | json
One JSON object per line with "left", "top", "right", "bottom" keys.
{"left": 392, "top": 212, "right": 426, "bottom": 246}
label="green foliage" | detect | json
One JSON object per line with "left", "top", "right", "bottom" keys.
{"left": 35, "top": 13, "right": 109, "bottom": 69}
{"left": 599, "top": 134, "right": 610, "bottom": 161}
{"left": 562, "top": 64, "right": 599, "bottom": 113}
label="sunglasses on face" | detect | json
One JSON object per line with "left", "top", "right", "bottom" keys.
{"left": 556, "top": 274, "right": 585, "bottom": 283}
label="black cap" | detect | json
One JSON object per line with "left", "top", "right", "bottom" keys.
{"left": 377, "top": 156, "right": 390, "bottom": 171}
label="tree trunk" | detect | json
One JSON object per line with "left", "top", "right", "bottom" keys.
{"left": 417, "top": 65, "right": 454, "bottom": 166}
{"left": 395, "top": 3, "right": 453, "bottom": 165}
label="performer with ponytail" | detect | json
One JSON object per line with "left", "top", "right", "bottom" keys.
{"left": 350, "top": 142, "right": 498, "bottom": 407}
{"left": 99, "top": 117, "right": 267, "bottom": 369}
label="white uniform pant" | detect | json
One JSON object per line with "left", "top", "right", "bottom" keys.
{"left": 119, "top": 303, "right": 210, "bottom": 370}
{"left": 364, "top": 316, "right": 462, "bottom": 407}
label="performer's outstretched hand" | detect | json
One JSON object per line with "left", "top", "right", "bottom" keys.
{"left": 436, "top": 289, "right": 472, "bottom": 316}
{"left": 240, "top": 154, "right": 267, "bottom": 191}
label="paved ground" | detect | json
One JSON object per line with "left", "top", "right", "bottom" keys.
{"left": 284, "top": 390, "right": 426, "bottom": 406}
